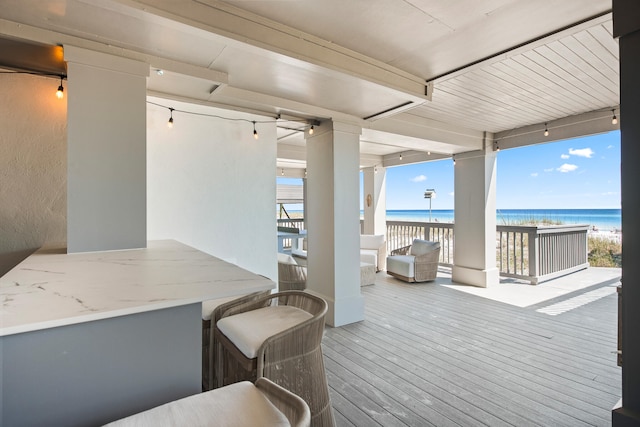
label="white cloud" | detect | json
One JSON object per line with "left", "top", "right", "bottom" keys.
{"left": 410, "top": 175, "right": 427, "bottom": 183}
{"left": 544, "top": 168, "right": 554, "bottom": 173}
{"left": 448, "top": 192, "right": 454, "bottom": 197}
{"left": 531, "top": 172, "right": 538, "bottom": 177}
{"left": 568, "top": 148, "right": 594, "bottom": 158}
{"left": 557, "top": 163, "right": 578, "bottom": 173}
{"left": 560, "top": 154, "right": 570, "bottom": 159}
{"left": 608, "top": 145, "right": 614, "bottom": 149}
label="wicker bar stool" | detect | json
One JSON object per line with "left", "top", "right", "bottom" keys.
{"left": 103, "top": 377, "right": 310, "bottom": 427}
{"left": 214, "top": 291, "right": 335, "bottom": 427}
{"left": 202, "top": 290, "right": 271, "bottom": 391}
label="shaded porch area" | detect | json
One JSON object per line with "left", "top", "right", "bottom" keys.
{"left": 324, "top": 267, "right": 621, "bottom": 426}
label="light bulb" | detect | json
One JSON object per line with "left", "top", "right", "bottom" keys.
{"left": 309, "top": 125, "right": 314, "bottom": 135}
{"left": 56, "top": 85, "right": 64, "bottom": 99}
{"left": 543, "top": 123, "right": 549, "bottom": 137}
{"left": 167, "top": 108, "right": 174, "bottom": 128}
{"left": 612, "top": 110, "right": 618, "bottom": 125}
{"left": 400, "top": 153, "right": 403, "bottom": 160}
{"left": 253, "top": 121, "right": 259, "bottom": 140}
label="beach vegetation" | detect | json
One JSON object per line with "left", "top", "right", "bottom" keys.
{"left": 588, "top": 236, "right": 622, "bottom": 268}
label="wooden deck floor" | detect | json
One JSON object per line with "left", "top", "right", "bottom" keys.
{"left": 323, "top": 268, "right": 621, "bottom": 427}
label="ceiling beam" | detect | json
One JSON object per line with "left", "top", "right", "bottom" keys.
{"left": 116, "top": 0, "right": 430, "bottom": 102}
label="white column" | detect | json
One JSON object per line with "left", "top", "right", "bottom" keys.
{"left": 452, "top": 147, "right": 499, "bottom": 288}
{"left": 362, "top": 166, "right": 387, "bottom": 236}
{"left": 64, "top": 46, "right": 149, "bottom": 253}
{"left": 305, "top": 121, "right": 364, "bottom": 327}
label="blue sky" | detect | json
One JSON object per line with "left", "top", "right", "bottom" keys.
{"left": 279, "top": 130, "right": 620, "bottom": 210}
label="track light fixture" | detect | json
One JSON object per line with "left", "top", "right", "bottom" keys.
{"left": 544, "top": 123, "right": 549, "bottom": 137}
{"left": 56, "top": 76, "right": 64, "bottom": 99}
{"left": 612, "top": 109, "right": 618, "bottom": 125}
{"left": 167, "top": 108, "right": 174, "bottom": 128}
{"left": 253, "top": 121, "right": 259, "bottom": 140}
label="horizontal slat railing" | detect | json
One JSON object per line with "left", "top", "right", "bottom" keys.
{"left": 295, "top": 219, "right": 589, "bottom": 284}
{"left": 277, "top": 218, "right": 305, "bottom": 250}
{"left": 386, "top": 221, "right": 454, "bottom": 267}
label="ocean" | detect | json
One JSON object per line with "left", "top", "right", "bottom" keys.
{"left": 384, "top": 209, "right": 622, "bottom": 231}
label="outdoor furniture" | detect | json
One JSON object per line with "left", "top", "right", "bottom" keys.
{"left": 203, "top": 290, "right": 271, "bottom": 391}
{"left": 104, "top": 377, "right": 310, "bottom": 427}
{"left": 278, "top": 253, "right": 307, "bottom": 291}
{"left": 214, "top": 291, "right": 334, "bottom": 427}
{"left": 360, "top": 234, "right": 386, "bottom": 271}
{"left": 386, "top": 239, "right": 440, "bottom": 283}
{"left": 360, "top": 262, "right": 376, "bottom": 286}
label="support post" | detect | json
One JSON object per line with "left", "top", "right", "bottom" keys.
{"left": 305, "top": 121, "right": 365, "bottom": 327}
{"left": 362, "top": 165, "right": 387, "bottom": 236}
{"left": 451, "top": 143, "right": 499, "bottom": 288}
{"left": 613, "top": 0, "right": 640, "bottom": 424}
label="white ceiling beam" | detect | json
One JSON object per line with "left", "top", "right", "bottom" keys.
{"left": 115, "top": 0, "right": 430, "bottom": 102}
{"left": 494, "top": 107, "right": 620, "bottom": 150}
{"left": 0, "top": 18, "right": 228, "bottom": 84}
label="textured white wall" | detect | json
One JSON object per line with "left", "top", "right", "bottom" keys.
{"left": 146, "top": 98, "right": 277, "bottom": 280}
{"left": 0, "top": 74, "right": 67, "bottom": 277}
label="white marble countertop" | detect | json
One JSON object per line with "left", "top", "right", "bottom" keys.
{"left": 0, "top": 240, "right": 274, "bottom": 337}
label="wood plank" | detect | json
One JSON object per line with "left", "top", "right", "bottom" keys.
{"left": 323, "top": 271, "right": 621, "bottom": 426}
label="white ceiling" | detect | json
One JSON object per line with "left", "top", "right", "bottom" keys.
{"left": 0, "top": 0, "right": 618, "bottom": 172}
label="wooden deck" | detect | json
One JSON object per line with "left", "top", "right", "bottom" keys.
{"left": 323, "top": 268, "right": 621, "bottom": 426}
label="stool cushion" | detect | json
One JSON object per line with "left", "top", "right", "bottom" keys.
{"left": 386, "top": 255, "right": 415, "bottom": 278}
{"left": 201, "top": 296, "right": 239, "bottom": 321}
{"left": 104, "top": 381, "right": 289, "bottom": 427}
{"left": 217, "top": 306, "right": 312, "bottom": 359}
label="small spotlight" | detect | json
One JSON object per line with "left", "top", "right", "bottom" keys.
{"left": 253, "top": 121, "right": 259, "bottom": 140}
{"left": 612, "top": 109, "right": 618, "bottom": 125}
{"left": 544, "top": 123, "right": 549, "bottom": 137}
{"left": 309, "top": 125, "right": 314, "bottom": 135}
{"left": 156, "top": 69, "right": 164, "bottom": 76}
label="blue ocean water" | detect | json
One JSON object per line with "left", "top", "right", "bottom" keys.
{"left": 385, "top": 209, "right": 621, "bottom": 231}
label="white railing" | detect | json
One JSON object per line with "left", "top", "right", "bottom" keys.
{"left": 289, "top": 219, "right": 589, "bottom": 284}
{"left": 277, "top": 218, "right": 305, "bottom": 250}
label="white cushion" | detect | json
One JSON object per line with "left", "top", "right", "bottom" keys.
{"left": 217, "top": 306, "right": 312, "bottom": 358}
{"left": 386, "top": 255, "right": 415, "bottom": 278}
{"left": 360, "top": 250, "right": 377, "bottom": 267}
{"left": 360, "top": 234, "right": 385, "bottom": 250}
{"left": 202, "top": 296, "right": 239, "bottom": 321}
{"left": 277, "top": 252, "right": 297, "bottom": 265}
{"left": 410, "top": 240, "right": 440, "bottom": 256}
{"left": 104, "top": 381, "right": 289, "bottom": 427}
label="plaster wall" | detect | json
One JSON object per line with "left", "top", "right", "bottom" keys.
{"left": 0, "top": 74, "right": 66, "bottom": 277}
{"left": 146, "top": 99, "right": 277, "bottom": 280}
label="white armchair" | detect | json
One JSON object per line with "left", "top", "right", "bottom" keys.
{"left": 360, "top": 234, "right": 386, "bottom": 271}
{"left": 386, "top": 239, "right": 440, "bottom": 283}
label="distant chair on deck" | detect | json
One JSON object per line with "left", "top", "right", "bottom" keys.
{"left": 278, "top": 253, "right": 307, "bottom": 291}
{"left": 386, "top": 239, "right": 440, "bottom": 283}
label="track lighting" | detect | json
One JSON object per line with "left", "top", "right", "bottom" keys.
{"left": 56, "top": 76, "right": 64, "bottom": 99}
{"left": 253, "top": 121, "right": 259, "bottom": 140}
{"left": 167, "top": 108, "right": 174, "bottom": 128}
{"left": 544, "top": 123, "right": 549, "bottom": 137}
{"left": 612, "top": 109, "right": 618, "bottom": 125}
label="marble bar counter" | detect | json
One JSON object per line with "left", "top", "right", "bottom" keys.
{"left": 0, "top": 240, "right": 275, "bottom": 426}
{"left": 0, "top": 239, "right": 274, "bottom": 336}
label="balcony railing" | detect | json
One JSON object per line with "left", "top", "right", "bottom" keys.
{"left": 282, "top": 218, "right": 589, "bottom": 284}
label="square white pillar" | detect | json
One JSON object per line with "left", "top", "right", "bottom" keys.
{"left": 64, "top": 46, "right": 148, "bottom": 253}
{"left": 305, "top": 121, "right": 364, "bottom": 327}
{"left": 452, "top": 149, "right": 499, "bottom": 288}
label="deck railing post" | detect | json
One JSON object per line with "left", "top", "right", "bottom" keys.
{"left": 528, "top": 229, "right": 539, "bottom": 284}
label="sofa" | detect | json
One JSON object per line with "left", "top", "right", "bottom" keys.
{"left": 360, "top": 234, "right": 386, "bottom": 272}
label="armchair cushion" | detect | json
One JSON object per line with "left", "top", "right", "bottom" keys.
{"left": 410, "top": 239, "right": 440, "bottom": 256}
{"left": 217, "top": 306, "right": 312, "bottom": 358}
{"left": 277, "top": 252, "right": 298, "bottom": 265}
{"left": 360, "top": 234, "right": 385, "bottom": 250}
{"left": 385, "top": 255, "right": 415, "bottom": 279}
